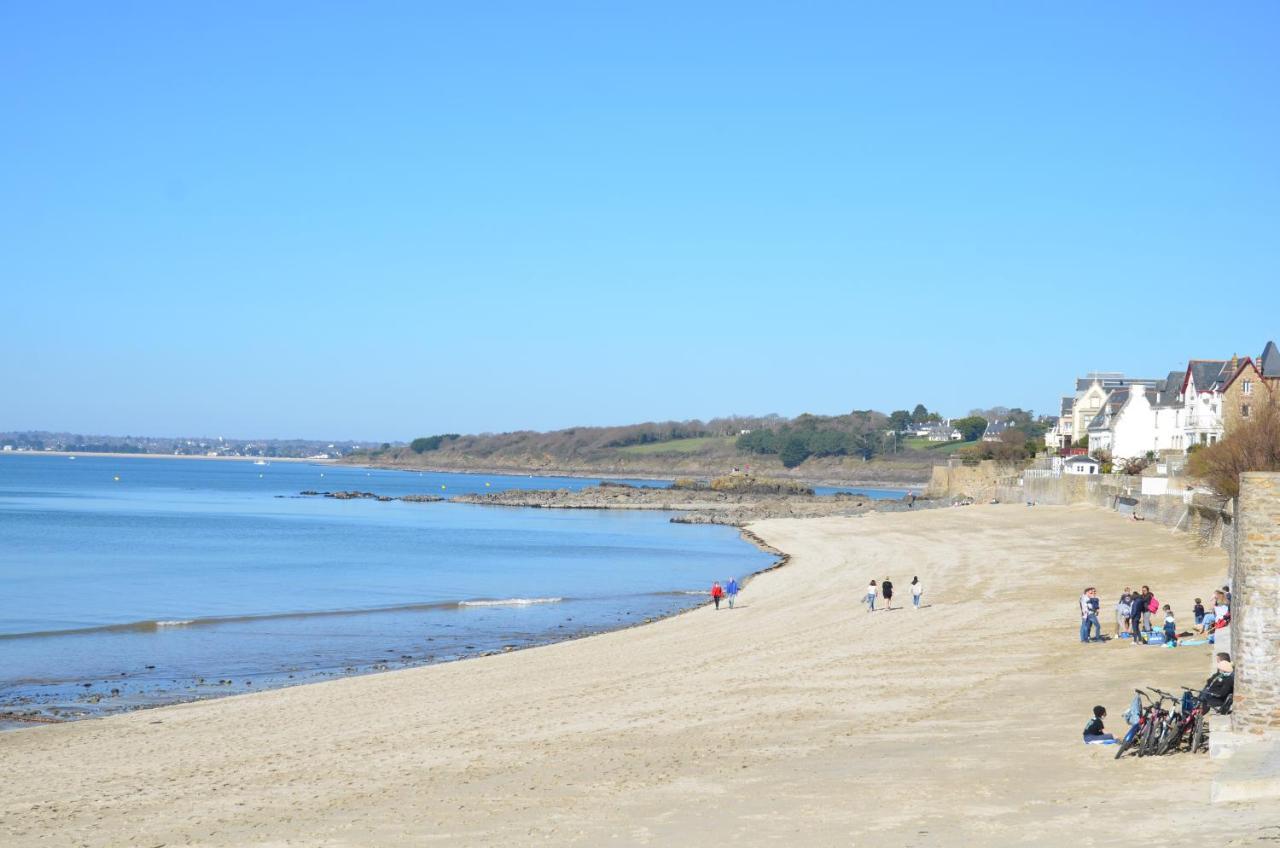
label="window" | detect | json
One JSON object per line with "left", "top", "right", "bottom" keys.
{"left": 1244, "top": 380, "right": 1253, "bottom": 395}
{"left": 1243, "top": 404, "right": 1251, "bottom": 419}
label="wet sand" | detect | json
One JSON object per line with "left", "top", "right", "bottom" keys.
{"left": 2, "top": 505, "right": 1273, "bottom": 846}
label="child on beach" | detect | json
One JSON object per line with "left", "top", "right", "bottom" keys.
{"left": 1116, "top": 589, "right": 1132, "bottom": 638}
{"left": 1083, "top": 705, "right": 1114, "bottom": 743}
{"left": 1162, "top": 605, "right": 1177, "bottom": 647}
{"left": 911, "top": 576, "right": 923, "bottom": 609}
{"left": 1193, "top": 598, "right": 1205, "bottom": 627}
{"left": 711, "top": 581, "right": 724, "bottom": 610}
{"left": 725, "top": 577, "right": 739, "bottom": 609}
{"left": 866, "top": 580, "right": 878, "bottom": 612}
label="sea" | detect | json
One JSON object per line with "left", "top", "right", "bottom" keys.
{"left": 0, "top": 454, "right": 904, "bottom": 728}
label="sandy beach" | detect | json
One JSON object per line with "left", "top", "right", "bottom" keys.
{"left": 2, "top": 505, "right": 1274, "bottom": 846}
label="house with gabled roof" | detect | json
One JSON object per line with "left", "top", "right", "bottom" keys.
{"left": 1068, "top": 373, "right": 1162, "bottom": 445}
{"left": 1084, "top": 368, "right": 1188, "bottom": 461}
{"left": 1179, "top": 358, "right": 1236, "bottom": 448}
{"left": 981, "top": 419, "right": 1012, "bottom": 442}
{"left": 1222, "top": 341, "right": 1280, "bottom": 433}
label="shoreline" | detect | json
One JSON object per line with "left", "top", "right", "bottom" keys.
{"left": 1, "top": 515, "right": 783, "bottom": 730}
{"left": 4, "top": 504, "right": 1268, "bottom": 845}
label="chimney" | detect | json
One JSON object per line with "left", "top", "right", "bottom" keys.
{"left": 1230, "top": 353, "right": 1239, "bottom": 373}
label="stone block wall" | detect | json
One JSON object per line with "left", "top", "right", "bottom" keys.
{"left": 1232, "top": 473, "right": 1280, "bottom": 735}
{"left": 991, "top": 473, "right": 1234, "bottom": 553}
{"left": 925, "top": 460, "right": 1024, "bottom": 502}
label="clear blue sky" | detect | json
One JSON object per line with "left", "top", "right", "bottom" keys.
{"left": 3, "top": 3, "right": 1278, "bottom": 440}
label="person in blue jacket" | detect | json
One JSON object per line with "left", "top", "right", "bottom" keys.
{"left": 725, "top": 577, "right": 739, "bottom": 609}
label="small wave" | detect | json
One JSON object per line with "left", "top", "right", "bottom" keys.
{"left": 457, "top": 597, "right": 563, "bottom": 607}
{"left": 155, "top": 620, "right": 195, "bottom": 627}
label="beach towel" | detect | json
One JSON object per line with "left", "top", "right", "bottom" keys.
{"left": 1178, "top": 638, "right": 1210, "bottom": 647}
{"left": 1084, "top": 738, "right": 1117, "bottom": 745}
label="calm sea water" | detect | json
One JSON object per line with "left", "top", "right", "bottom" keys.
{"left": 1, "top": 455, "right": 784, "bottom": 727}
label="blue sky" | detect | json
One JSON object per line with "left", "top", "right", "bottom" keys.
{"left": 3, "top": 2, "right": 1278, "bottom": 440}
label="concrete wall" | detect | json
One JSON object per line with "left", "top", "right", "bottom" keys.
{"left": 1232, "top": 473, "right": 1280, "bottom": 734}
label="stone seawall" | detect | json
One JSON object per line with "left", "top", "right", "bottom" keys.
{"left": 925, "top": 460, "right": 1024, "bottom": 503}
{"left": 992, "top": 472, "right": 1234, "bottom": 553}
{"left": 1233, "top": 473, "right": 1280, "bottom": 735}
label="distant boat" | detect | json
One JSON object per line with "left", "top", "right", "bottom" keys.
{"left": 253, "top": 460, "right": 267, "bottom": 466}
{"left": 68, "top": 456, "right": 75, "bottom": 460}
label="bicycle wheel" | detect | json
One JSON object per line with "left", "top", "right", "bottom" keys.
{"left": 1191, "top": 713, "right": 1207, "bottom": 753}
{"left": 1158, "top": 721, "right": 1184, "bottom": 756}
{"left": 1137, "top": 719, "right": 1158, "bottom": 757}
{"left": 1115, "top": 729, "right": 1138, "bottom": 760}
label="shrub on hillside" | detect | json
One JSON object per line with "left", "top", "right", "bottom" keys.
{"left": 410, "top": 434, "right": 460, "bottom": 453}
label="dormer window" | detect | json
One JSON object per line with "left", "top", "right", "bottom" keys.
{"left": 1244, "top": 379, "right": 1253, "bottom": 395}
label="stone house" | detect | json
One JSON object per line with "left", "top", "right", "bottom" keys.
{"left": 1222, "top": 341, "right": 1280, "bottom": 433}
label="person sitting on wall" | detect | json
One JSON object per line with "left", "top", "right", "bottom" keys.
{"left": 1200, "top": 653, "right": 1234, "bottom": 713}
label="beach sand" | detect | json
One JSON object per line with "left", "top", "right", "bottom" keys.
{"left": 2, "top": 505, "right": 1274, "bottom": 846}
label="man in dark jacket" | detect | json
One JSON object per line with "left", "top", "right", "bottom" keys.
{"left": 1129, "top": 593, "right": 1147, "bottom": 645}
{"left": 1201, "top": 653, "right": 1234, "bottom": 712}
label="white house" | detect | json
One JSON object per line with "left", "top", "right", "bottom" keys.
{"left": 1085, "top": 372, "right": 1186, "bottom": 462}
{"left": 1063, "top": 455, "right": 1100, "bottom": 475}
{"left": 921, "top": 422, "right": 962, "bottom": 442}
{"left": 1179, "top": 359, "right": 1233, "bottom": 449}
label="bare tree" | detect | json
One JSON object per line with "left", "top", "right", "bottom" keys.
{"left": 1188, "top": 398, "right": 1280, "bottom": 498}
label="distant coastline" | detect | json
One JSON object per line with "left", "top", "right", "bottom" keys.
{"left": 0, "top": 451, "right": 332, "bottom": 464}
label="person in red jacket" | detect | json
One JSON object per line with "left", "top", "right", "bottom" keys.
{"left": 711, "top": 581, "right": 725, "bottom": 610}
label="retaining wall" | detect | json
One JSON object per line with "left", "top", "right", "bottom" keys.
{"left": 993, "top": 472, "right": 1234, "bottom": 553}
{"left": 1232, "top": 473, "right": 1280, "bottom": 735}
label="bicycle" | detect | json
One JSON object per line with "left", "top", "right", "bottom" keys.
{"left": 1115, "top": 689, "right": 1159, "bottom": 760}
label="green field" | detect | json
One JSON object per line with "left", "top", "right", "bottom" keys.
{"left": 902, "top": 437, "right": 973, "bottom": 453}
{"left": 617, "top": 436, "right": 736, "bottom": 455}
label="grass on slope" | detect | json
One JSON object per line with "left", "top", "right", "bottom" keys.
{"left": 901, "top": 437, "right": 974, "bottom": 453}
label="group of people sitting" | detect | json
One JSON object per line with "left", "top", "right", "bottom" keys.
{"left": 1082, "top": 652, "right": 1236, "bottom": 743}
{"left": 1077, "top": 584, "right": 1230, "bottom": 646}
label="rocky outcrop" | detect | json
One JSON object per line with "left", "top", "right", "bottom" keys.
{"left": 298, "top": 491, "right": 444, "bottom": 503}
{"left": 451, "top": 485, "right": 948, "bottom": 526}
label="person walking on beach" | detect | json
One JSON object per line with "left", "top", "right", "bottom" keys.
{"left": 911, "top": 576, "right": 923, "bottom": 609}
{"left": 866, "top": 580, "right": 878, "bottom": 612}
{"left": 881, "top": 577, "right": 894, "bottom": 611}
{"left": 711, "top": 581, "right": 724, "bottom": 610}
{"left": 725, "top": 577, "right": 739, "bottom": 609}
